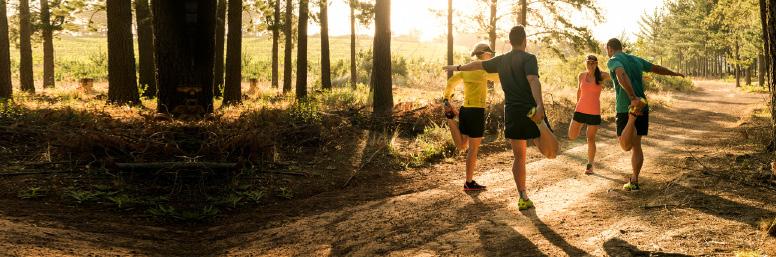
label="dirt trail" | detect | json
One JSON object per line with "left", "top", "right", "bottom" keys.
{"left": 0, "top": 81, "right": 773, "bottom": 256}
{"left": 210, "top": 81, "right": 772, "bottom": 256}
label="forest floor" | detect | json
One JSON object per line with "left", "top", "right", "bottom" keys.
{"left": 0, "top": 80, "right": 775, "bottom": 256}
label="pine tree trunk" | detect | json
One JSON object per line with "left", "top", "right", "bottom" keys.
{"left": 214, "top": 0, "right": 227, "bottom": 97}
{"left": 735, "top": 42, "right": 741, "bottom": 88}
{"left": 765, "top": 0, "right": 776, "bottom": 150}
{"left": 107, "top": 0, "right": 139, "bottom": 105}
{"left": 762, "top": 0, "right": 771, "bottom": 88}
{"left": 271, "top": 0, "right": 280, "bottom": 89}
{"left": 223, "top": 0, "right": 242, "bottom": 105}
{"left": 447, "top": 0, "right": 453, "bottom": 79}
{"left": 518, "top": 0, "right": 527, "bottom": 26}
{"left": 18, "top": 0, "right": 34, "bottom": 93}
{"left": 41, "top": 0, "right": 54, "bottom": 88}
{"left": 746, "top": 62, "right": 753, "bottom": 86}
{"left": 295, "top": 0, "right": 309, "bottom": 99}
{"left": 0, "top": 0, "right": 11, "bottom": 99}
{"left": 283, "top": 0, "right": 294, "bottom": 93}
{"left": 320, "top": 0, "right": 331, "bottom": 90}
{"left": 350, "top": 0, "right": 357, "bottom": 89}
{"left": 372, "top": 0, "right": 392, "bottom": 119}
{"left": 488, "top": 0, "right": 497, "bottom": 51}
{"left": 152, "top": 0, "right": 216, "bottom": 115}
{"left": 761, "top": 54, "right": 767, "bottom": 87}
{"left": 136, "top": 0, "right": 156, "bottom": 98}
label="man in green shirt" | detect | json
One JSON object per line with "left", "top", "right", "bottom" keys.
{"left": 606, "top": 38, "right": 684, "bottom": 191}
{"left": 444, "top": 26, "right": 558, "bottom": 210}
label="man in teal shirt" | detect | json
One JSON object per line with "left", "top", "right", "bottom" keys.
{"left": 606, "top": 38, "right": 684, "bottom": 191}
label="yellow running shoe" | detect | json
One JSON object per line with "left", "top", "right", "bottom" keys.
{"left": 623, "top": 181, "right": 641, "bottom": 191}
{"left": 518, "top": 198, "right": 534, "bottom": 210}
{"left": 628, "top": 97, "right": 648, "bottom": 116}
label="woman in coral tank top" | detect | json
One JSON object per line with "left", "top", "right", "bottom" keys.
{"left": 568, "top": 55, "right": 611, "bottom": 175}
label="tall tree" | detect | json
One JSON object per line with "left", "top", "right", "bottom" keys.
{"left": 320, "top": 0, "right": 332, "bottom": 90}
{"left": 41, "top": 0, "right": 54, "bottom": 88}
{"left": 283, "top": 0, "right": 294, "bottom": 93}
{"left": 18, "top": 0, "right": 34, "bottom": 93}
{"left": 447, "top": 0, "right": 453, "bottom": 79}
{"left": 271, "top": 0, "right": 281, "bottom": 89}
{"left": 488, "top": 0, "right": 496, "bottom": 50}
{"left": 765, "top": 0, "right": 776, "bottom": 148}
{"left": 295, "top": 0, "right": 308, "bottom": 99}
{"left": 372, "top": 0, "right": 392, "bottom": 119}
{"left": 761, "top": 0, "right": 769, "bottom": 87}
{"left": 136, "top": 0, "right": 156, "bottom": 98}
{"left": 106, "top": 0, "right": 140, "bottom": 105}
{"left": 214, "top": 0, "right": 227, "bottom": 97}
{"left": 350, "top": 0, "right": 357, "bottom": 88}
{"left": 0, "top": 0, "right": 11, "bottom": 99}
{"left": 223, "top": 0, "right": 243, "bottom": 105}
{"left": 517, "top": 0, "right": 526, "bottom": 25}
{"left": 153, "top": 0, "right": 216, "bottom": 115}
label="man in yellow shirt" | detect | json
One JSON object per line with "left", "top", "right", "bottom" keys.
{"left": 444, "top": 43, "right": 499, "bottom": 191}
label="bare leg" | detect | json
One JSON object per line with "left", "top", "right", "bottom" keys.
{"left": 510, "top": 140, "right": 529, "bottom": 199}
{"left": 465, "top": 137, "right": 483, "bottom": 182}
{"left": 532, "top": 121, "right": 559, "bottom": 159}
{"left": 618, "top": 114, "right": 638, "bottom": 151}
{"left": 586, "top": 125, "right": 599, "bottom": 172}
{"left": 631, "top": 135, "right": 643, "bottom": 183}
{"left": 447, "top": 119, "right": 469, "bottom": 151}
{"left": 568, "top": 119, "right": 583, "bottom": 140}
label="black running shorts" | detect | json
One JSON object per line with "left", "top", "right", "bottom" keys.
{"left": 458, "top": 107, "right": 486, "bottom": 138}
{"left": 616, "top": 111, "right": 649, "bottom": 136}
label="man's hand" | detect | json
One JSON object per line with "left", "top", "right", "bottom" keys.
{"left": 628, "top": 98, "right": 645, "bottom": 115}
{"left": 442, "top": 65, "right": 458, "bottom": 72}
{"left": 530, "top": 106, "right": 545, "bottom": 123}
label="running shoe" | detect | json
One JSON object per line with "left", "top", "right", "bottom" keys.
{"left": 585, "top": 163, "right": 594, "bottom": 175}
{"left": 443, "top": 99, "right": 456, "bottom": 119}
{"left": 628, "top": 97, "right": 648, "bottom": 116}
{"left": 623, "top": 181, "right": 641, "bottom": 191}
{"left": 464, "top": 180, "right": 487, "bottom": 191}
{"left": 518, "top": 198, "right": 534, "bottom": 210}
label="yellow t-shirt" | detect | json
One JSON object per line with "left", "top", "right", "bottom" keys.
{"left": 444, "top": 70, "right": 499, "bottom": 108}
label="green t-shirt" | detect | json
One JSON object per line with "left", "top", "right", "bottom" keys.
{"left": 482, "top": 50, "right": 539, "bottom": 109}
{"left": 607, "top": 52, "right": 654, "bottom": 113}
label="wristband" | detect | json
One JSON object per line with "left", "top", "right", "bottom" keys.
{"left": 456, "top": 65, "right": 461, "bottom": 71}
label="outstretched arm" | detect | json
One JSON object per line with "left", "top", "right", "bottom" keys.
{"left": 442, "top": 61, "right": 485, "bottom": 72}
{"left": 650, "top": 65, "right": 685, "bottom": 77}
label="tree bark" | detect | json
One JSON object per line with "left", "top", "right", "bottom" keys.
{"left": 18, "top": 0, "right": 34, "bottom": 93}
{"left": 295, "top": 0, "right": 309, "bottom": 99}
{"left": 350, "top": 0, "right": 358, "bottom": 88}
{"left": 214, "top": 0, "right": 227, "bottom": 97}
{"left": 136, "top": 0, "right": 156, "bottom": 98}
{"left": 283, "top": 0, "right": 294, "bottom": 93}
{"left": 746, "top": 62, "right": 752, "bottom": 86}
{"left": 320, "top": 0, "right": 332, "bottom": 90}
{"left": 223, "top": 0, "right": 243, "bottom": 105}
{"left": 372, "top": 0, "right": 392, "bottom": 119}
{"left": 41, "top": 0, "right": 54, "bottom": 88}
{"left": 735, "top": 42, "right": 741, "bottom": 88}
{"left": 765, "top": 0, "right": 776, "bottom": 150}
{"left": 762, "top": 0, "right": 771, "bottom": 87}
{"left": 488, "top": 0, "right": 497, "bottom": 51}
{"left": 152, "top": 0, "right": 216, "bottom": 115}
{"left": 271, "top": 0, "right": 281, "bottom": 89}
{"left": 106, "top": 0, "right": 140, "bottom": 105}
{"left": 518, "top": 0, "right": 527, "bottom": 26}
{"left": 761, "top": 54, "right": 767, "bottom": 86}
{"left": 447, "top": 0, "right": 453, "bottom": 79}
{"left": 0, "top": 0, "right": 11, "bottom": 99}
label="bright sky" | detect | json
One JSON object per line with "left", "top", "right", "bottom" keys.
{"left": 310, "top": 0, "right": 664, "bottom": 42}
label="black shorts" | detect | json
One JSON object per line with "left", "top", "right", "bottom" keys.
{"left": 504, "top": 106, "right": 544, "bottom": 140}
{"left": 616, "top": 111, "right": 649, "bottom": 136}
{"left": 573, "top": 112, "right": 602, "bottom": 126}
{"left": 458, "top": 107, "right": 486, "bottom": 138}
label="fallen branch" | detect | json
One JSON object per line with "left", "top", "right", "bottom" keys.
{"left": 0, "top": 170, "right": 79, "bottom": 176}
{"left": 342, "top": 146, "right": 385, "bottom": 188}
{"left": 112, "top": 162, "right": 238, "bottom": 171}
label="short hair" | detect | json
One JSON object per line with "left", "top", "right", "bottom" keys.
{"left": 606, "top": 38, "right": 623, "bottom": 51}
{"left": 509, "top": 26, "right": 527, "bottom": 47}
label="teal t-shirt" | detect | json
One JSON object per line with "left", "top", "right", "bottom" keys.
{"left": 607, "top": 52, "right": 654, "bottom": 113}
